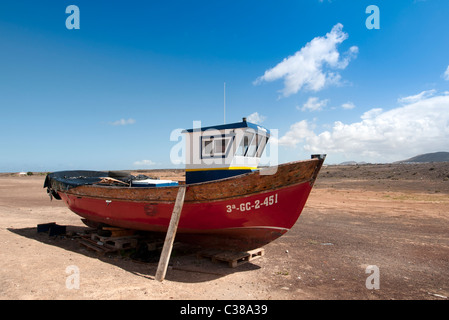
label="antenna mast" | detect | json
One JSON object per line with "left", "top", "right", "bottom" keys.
{"left": 223, "top": 82, "right": 226, "bottom": 124}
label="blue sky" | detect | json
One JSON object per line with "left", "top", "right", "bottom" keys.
{"left": 1, "top": 0, "right": 449, "bottom": 172}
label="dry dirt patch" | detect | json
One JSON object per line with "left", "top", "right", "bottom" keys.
{"left": 0, "top": 164, "right": 448, "bottom": 300}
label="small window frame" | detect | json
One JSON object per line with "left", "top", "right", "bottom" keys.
{"left": 236, "top": 131, "right": 254, "bottom": 157}
{"left": 255, "top": 135, "right": 269, "bottom": 158}
{"left": 236, "top": 131, "right": 269, "bottom": 158}
{"left": 200, "top": 134, "right": 234, "bottom": 159}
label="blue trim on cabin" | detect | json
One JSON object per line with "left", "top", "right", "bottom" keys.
{"left": 182, "top": 120, "right": 270, "bottom": 136}
{"left": 186, "top": 169, "right": 254, "bottom": 184}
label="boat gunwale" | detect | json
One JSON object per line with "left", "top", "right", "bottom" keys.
{"left": 48, "top": 158, "right": 323, "bottom": 203}
{"left": 55, "top": 158, "right": 319, "bottom": 189}
{"left": 62, "top": 177, "right": 315, "bottom": 204}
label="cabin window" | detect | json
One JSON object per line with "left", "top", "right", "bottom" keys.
{"left": 201, "top": 135, "right": 232, "bottom": 158}
{"left": 256, "top": 136, "right": 269, "bottom": 157}
{"left": 246, "top": 134, "right": 258, "bottom": 157}
{"left": 236, "top": 132, "right": 268, "bottom": 157}
{"left": 236, "top": 132, "right": 254, "bottom": 156}
{"left": 203, "top": 139, "right": 214, "bottom": 157}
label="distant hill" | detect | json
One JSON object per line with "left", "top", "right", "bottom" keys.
{"left": 397, "top": 152, "right": 449, "bottom": 163}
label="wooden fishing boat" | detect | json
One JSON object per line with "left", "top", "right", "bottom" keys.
{"left": 44, "top": 119, "right": 325, "bottom": 251}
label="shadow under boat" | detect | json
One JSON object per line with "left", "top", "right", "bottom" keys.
{"left": 7, "top": 224, "right": 262, "bottom": 283}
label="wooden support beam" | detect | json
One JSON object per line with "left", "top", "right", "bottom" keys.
{"left": 155, "top": 185, "right": 186, "bottom": 282}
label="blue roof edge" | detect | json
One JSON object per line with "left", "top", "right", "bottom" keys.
{"left": 182, "top": 119, "right": 270, "bottom": 135}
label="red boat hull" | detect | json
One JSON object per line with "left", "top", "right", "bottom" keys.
{"left": 45, "top": 157, "right": 325, "bottom": 250}
{"left": 59, "top": 181, "right": 312, "bottom": 250}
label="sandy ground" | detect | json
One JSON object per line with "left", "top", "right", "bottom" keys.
{"left": 0, "top": 163, "right": 448, "bottom": 300}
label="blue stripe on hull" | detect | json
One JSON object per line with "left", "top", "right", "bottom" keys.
{"left": 186, "top": 169, "right": 253, "bottom": 184}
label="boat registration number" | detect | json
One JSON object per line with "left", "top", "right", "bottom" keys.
{"left": 226, "top": 194, "right": 278, "bottom": 213}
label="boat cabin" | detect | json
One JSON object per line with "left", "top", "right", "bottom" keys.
{"left": 182, "top": 118, "right": 270, "bottom": 184}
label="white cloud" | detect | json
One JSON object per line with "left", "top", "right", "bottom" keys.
{"left": 278, "top": 93, "right": 449, "bottom": 162}
{"left": 110, "top": 118, "right": 136, "bottom": 126}
{"left": 247, "top": 112, "right": 266, "bottom": 124}
{"left": 397, "top": 89, "right": 436, "bottom": 104}
{"left": 277, "top": 120, "right": 317, "bottom": 148}
{"left": 341, "top": 101, "right": 356, "bottom": 110}
{"left": 254, "top": 23, "right": 358, "bottom": 97}
{"left": 299, "top": 97, "right": 329, "bottom": 112}
{"left": 133, "top": 160, "right": 156, "bottom": 167}
{"left": 444, "top": 65, "right": 449, "bottom": 81}
{"left": 360, "top": 108, "right": 383, "bottom": 120}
